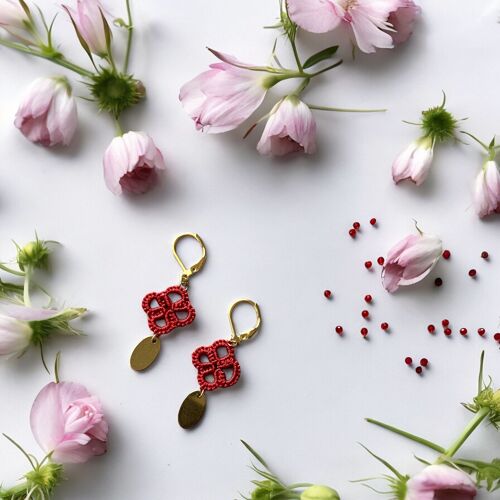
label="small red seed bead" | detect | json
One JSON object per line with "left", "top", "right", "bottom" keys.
{"left": 362, "top": 310, "right": 370, "bottom": 319}
{"left": 434, "top": 277, "right": 443, "bottom": 287}
{"left": 381, "top": 322, "right": 389, "bottom": 331}
{"left": 444, "top": 327, "right": 452, "bottom": 336}
{"left": 364, "top": 260, "right": 373, "bottom": 269}
{"left": 377, "top": 256, "right": 385, "bottom": 266}
{"left": 494, "top": 333, "right": 500, "bottom": 342}
{"left": 427, "top": 324, "right": 436, "bottom": 333}
{"left": 349, "top": 229, "right": 356, "bottom": 238}
{"left": 353, "top": 222, "right": 361, "bottom": 230}
{"left": 370, "top": 218, "right": 377, "bottom": 226}
{"left": 405, "top": 357, "right": 412, "bottom": 365}
{"left": 335, "top": 325, "right": 343, "bottom": 334}
{"left": 469, "top": 269, "right": 477, "bottom": 277}
{"left": 481, "top": 251, "right": 489, "bottom": 259}
{"left": 324, "top": 290, "right": 332, "bottom": 299}
{"left": 442, "top": 250, "right": 451, "bottom": 260}
{"left": 420, "top": 358, "right": 429, "bottom": 367}
{"left": 361, "top": 327, "right": 368, "bottom": 337}
{"left": 416, "top": 366, "right": 423, "bottom": 375}
{"left": 442, "top": 319, "right": 449, "bottom": 327}
{"left": 364, "top": 294, "right": 373, "bottom": 303}
{"left": 460, "top": 328, "right": 468, "bottom": 336}
{"left": 478, "top": 328, "right": 486, "bottom": 336}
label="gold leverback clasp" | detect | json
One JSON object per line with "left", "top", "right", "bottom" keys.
{"left": 228, "top": 299, "right": 262, "bottom": 346}
{"left": 172, "top": 233, "right": 207, "bottom": 287}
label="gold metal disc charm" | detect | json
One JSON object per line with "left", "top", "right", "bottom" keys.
{"left": 130, "top": 336, "right": 161, "bottom": 372}
{"left": 178, "top": 391, "right": 207, "bottom": 429}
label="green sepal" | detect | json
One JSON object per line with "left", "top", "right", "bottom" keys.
{"left": 303, "top": 46, "right": 339, "bottom": 69}
{"left": 454, "top": 458, "right": 500, "bottom": 492}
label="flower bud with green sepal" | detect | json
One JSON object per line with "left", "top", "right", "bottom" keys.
{"left": 16, "top": 237, "right": 51, "bottom": 272}
{"left": 419, "top": 93, "right": 458, "bottom": 144}
{"left": 301, "top": 485, "right": 340, "bottom": 500}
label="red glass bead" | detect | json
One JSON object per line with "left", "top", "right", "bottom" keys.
{"left": 481, "top": 251, "right": 489, "bottom": 259}
{"left": 381, "top": 322, "right": 389, "bottom": 331}
{"left": 364, "top": 261, "right": 373, "bottom": 269}
{"left": 478, "top": 328, "right": 486, "bottom": 336}
{"left": 434, "top": 277, "right": 443, "bottom": 287}
{"left": 404, "top": 356, "right": 412, "bottom": 365}
{"left": 468, "top": 269, "right": 477, "bottom": 277}
{"left": 324, "top": 290, "right": 332, "bottom": 299}
{"left": 353, "top": 222, "right": 361, "bottom": 230}
{"left": 444, "top": 327, "right": 452, "bottom": 336}
{"left": 362, "top": 310, "right": 369, "bottom": 319}
{"left": 364, "top": 294, "right": 373, "bottom": 303}
{"left": 420, "top": 358, "right": 429, "bottom": 367}
{"left": 494, "top": 333, "right": 500, "bottom": 342}
{"left": 416, "top": 366, "right": 423, "bottom": 375}
{"left": 361, "top": 327, "right": 368, "bottom": 337}
{"left": 460, "top": 328, "right": 468, "bottom": 336}
{"left": 442, "top": 250, "right": 451, "bottom": 260}
{"left": 335, "top": 325, "right": 343, "bottom": 335}
{"left": 349, "top": 229, "right": 357, "bottom": 238}
{"left": 442, "top": 319, "right": 449, "bottom": 327}
{"left": 427, "top": 324, "right": 436, "bottom": 333}
{"left": 377, "top": 256, "right": 385, "bottom": 265}
{"left": 370, "top": 218, "right": 377, "bottom": 226}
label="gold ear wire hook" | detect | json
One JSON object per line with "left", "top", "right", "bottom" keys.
{"left": 172, "top": 233, "right": 207, "bottom": 287}
{"left": 228, "top": 299, "right": 261, "bottom": 346}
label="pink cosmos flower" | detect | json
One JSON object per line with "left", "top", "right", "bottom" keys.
{"left": 406, "top": 465, "right": 477, "bottom": 500}
{"left": 103, "top": 131, "right": 165, "bottom": 195}
{"left": 0, "top": 0, "right": 31, "bottom": 39}
{"left": 31, "top": 381, "right": 108, "bottom": 464}
{"left": 63, "top": 0, "right": 110, "bottom": 56}
{"left": 257, "top": 96, "right": 317, "bottom": 156}
{"left": 388, "top": 0, "right": 421, "bottom": 45}
{"left": 474, "top": 160, "right": 500, "bottom": 218}
{"left": 287, "top": 0, "right": 401, "bottom": 53}
{"left": 14, "top": 77, "right": 78, "bottom": 147}
{"left": 382, "top": 231, "right": 442, "bottom": 292}
{"left": 179, "top": 50, "right": 269, "bottom": 133}
{"left": 392, "top": 136, "right": 434, "bottom": 186}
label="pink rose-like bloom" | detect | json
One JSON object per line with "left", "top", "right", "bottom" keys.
{"left": 14, "top": 77, "right": 78, "bottom": 147}
{"left": 180, "top": 50, "right": 269, "bottom": 133}
{"left": 388, "top": 0, "right": 421, "bottom": 44}
{"left": 392, "top": 136, "right": 434, "bottom": 186}
{"left": 31, "top": 381, "right": 108, "bottom": 464}
{"left": 63, "top": 0, "right": 110, "bottom": 56}
{"left": 0, "top": 0, "right": 31, "bottom": 38}
{"left": 474, "top": 160, "right": 500, "bottom": 218}
{"left": 382, "top": 232, "right": 442, "bottom": 293}
{"left": 406, "top": 465, "right": 477, "bottom": 500}
{"left": 103, "top": 131, "right": 165, "bottom": 195}
{"left": 257, "top": 96, "right": 316, "bottom": 156}
{"left": 287, "top": 0, "right": 400, "bottom": 53}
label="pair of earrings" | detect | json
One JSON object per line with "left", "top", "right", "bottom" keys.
{"left": 129, "top": 233, "right": 262, "bottom": 429}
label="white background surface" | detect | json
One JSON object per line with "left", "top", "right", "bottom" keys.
{"left": 1, "top": 0, "right": 500, "bottom": 498}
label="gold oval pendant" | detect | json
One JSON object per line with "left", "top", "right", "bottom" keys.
{"left": 178, "top": 391, "right": 207, "bottom": 429}
{"left": 130, "top": 336, "right": 161, "bottom": 372}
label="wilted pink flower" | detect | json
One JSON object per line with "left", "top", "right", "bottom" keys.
{"left": 103, "top": 131, "right": 165, "bottom": 195}
{"left": 180, "top": 50, "right": 270, "bottom": 133}
{"left": 388, "top": 0, "right": 421, "bottom": 44}
{"left": 257, "top": 96, "right": 316, "bottom": 156}
{"left": 14, "top": 77, "right": 78, "bottom": 147}
{"left": 287, "top": 0, "right": 400, "bottom": 53}
{"left": 474, "top": 160, "right": 500, "bottom": 218}
{"left": 31, "top": 381, "right": 108, "bottom": 464}
{"left": 63, "top": 0, "right": 110, "bottom": 56}
{"left": 382, "top": 231, "right": 442, "bottom": 292}
{"left": 392, "top": 136, "right": 434, "bottom": 186}
{"left": 406, "top": 465, "right": 477, "bottom": 500}
{"left": 0, "top": 0, "right": 32, "bottom": 39}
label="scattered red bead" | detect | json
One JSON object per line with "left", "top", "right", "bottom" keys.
{"left": 335, "top": 325, "right": 343, "bottom": 335}
{"left": 416, "top": 366, "right": 423, "bottom": 375}
{"left": 420, "top": 358, "right": 429, "bottom": 367}
{"left": 364, "top": 261, "right": 373, "bottom": 269}
{"left": 405, "top": 357, "right": 413, "bottom": 366}
{"left": 481, "top": 251, "right": 489, "bottom": 259}
{"left": 370, "top": 218, "right": 377, "bottom": 226}
{"left": 362, "top": 310, "right": 370, "bottom": 319}
{"left": 324, "top": 290, "right": 332, "bottom": 299}
{"left": 427, "top": 324, "right": 436, "bottom": 333}
{"left": 377, "top": 256, "right": 385, "bottom": 266}
{"left": 380, "top": 322, "right": 389, "bottom": 331}
{"left": 434, "top": 277, "right": 443, "bottom": 287}
{"left": 353, "top": 222, "right": 361, "bottom": 230}
{"left": 494, "top": 333, "right": 500, "bottom": 342}
{"left": 349, "top": 229, "right": 357, "bottom": 238}
{"left": 444, "top": 327, "right": 452, "bottom": 336}
{"left": 364, "top": 294, "right": 373, "bottom": 303}
{"left": 468, "top": 269, "right": 477, "bottom": 278}
{"left": 442, "top": 319, "right": 449, "bottom": 327}
{"left": 478, "top": 328, "right": 486, "bottom": 337}
{"left": 442, "top": 250, "right": 451, "bottom": 260}
{"left": 361, "top": 327, "right": 368, "bottom": 337}
{"left": 460, "top": 328, "right": 468, "bottom": 336}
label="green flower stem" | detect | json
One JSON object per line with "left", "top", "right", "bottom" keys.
{"left": 0, "top": 37, "right": 94, "bottom": 77}
{"left": 0, "top": 263, "right": 24, "bottom": 277}
{"left": 308, "top": 104, "right": 386, "bottom": 113}
{"left": 438, "top": 407, "right": 490, "bottom": 461}
{"left": 114, "top": 117, "right": 124, "bottom": 135}
{"left": 123, "top": 0, "right": 134, "bottom": 73}
{"left": 292, "top": 77, "right": 310, "bottom": 97}
{"left": 308, "top": 60, "right": 343, "bottom": 77}
{"left": 23, "top": 266, "right": 32, "bottom": 307}
{"left": 366, "top": 418, "right": 445, "bottom": 453}
{"left": 289, "top": 34, "right": 303, "bottom": 72}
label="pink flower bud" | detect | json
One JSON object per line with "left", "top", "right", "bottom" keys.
{"left": 30, "top": 381, "right": 108, "bottom": 464}
{"left": 103, "top": 131, "right": 165, "bottom": 195}
{"left": 382, "top": 231, "right": 442, "bottom": 293}
{"left": 392, "top": 136, "right": 434, "bottom": 186}
{"left": 0, "top": 0, "right": 31, "bottom": 38}
{"left": 180, "top": 51, "right": 268, "bottom": 133}
{"left": 388, "top": 0, "right": 421, "bottom": 45}
{"left": 257, "top": 96, "right": 317, "bottom": 156}
{"left": 474, "top": 160, "right": 500, "bottom": 218}
{"left": 0, "top": 314, "right": 32, "bottom": 358}
{"left": 14, "top": 77, "right": 78, "bottom": 147}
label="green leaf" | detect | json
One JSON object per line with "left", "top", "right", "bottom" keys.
{"left": 303, "top": 46, "right": 339, "bottom": 69}
{"left": 455, "top": 458, "right": 500, "bottom": 491}
{"left": 241, "top": 440, "right": 270, "bottom": 469}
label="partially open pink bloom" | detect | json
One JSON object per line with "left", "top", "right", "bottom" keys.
{"left": 180, "top": 50, "right": 269, "bottom": 133}
{"left": 257, "top": 96, "right": 316, "bottom": 156}
{"left": 287, "top": 0, "right": 400, "bottom": 53}
{"left": 0, "top": 0, "right": 32, "bottom": 39}
{"left": 31, "top": 381, "right": 108, "bottom": 464}
{"left": 103, "top": 131, "right": 165, "bottom": 195}
{"left": 63, "top": 0, "right": 110, "bottom": 56}
{"left": 392, "top": 136, "right": 434, "bottom": 186}
{"left": 14, "top": 77, "right": 78, "bottom": 147}
{"left": 382, "top": 231, "right": 442, "bottom": 292}
{"left": 474, "top": 160, "right": 500, "bottom": 218}
{"left": 388, "top": 0, "right": 421, "bottom": 44}
{"left": 406, "top": 465, "right": 477, "bottom": 500}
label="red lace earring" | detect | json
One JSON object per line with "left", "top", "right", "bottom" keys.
{"left": 178, "top": 299, "right": 262, "bottom": 429}
{"left": 130, "top": 233, "right": 207, "bottom": 372}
